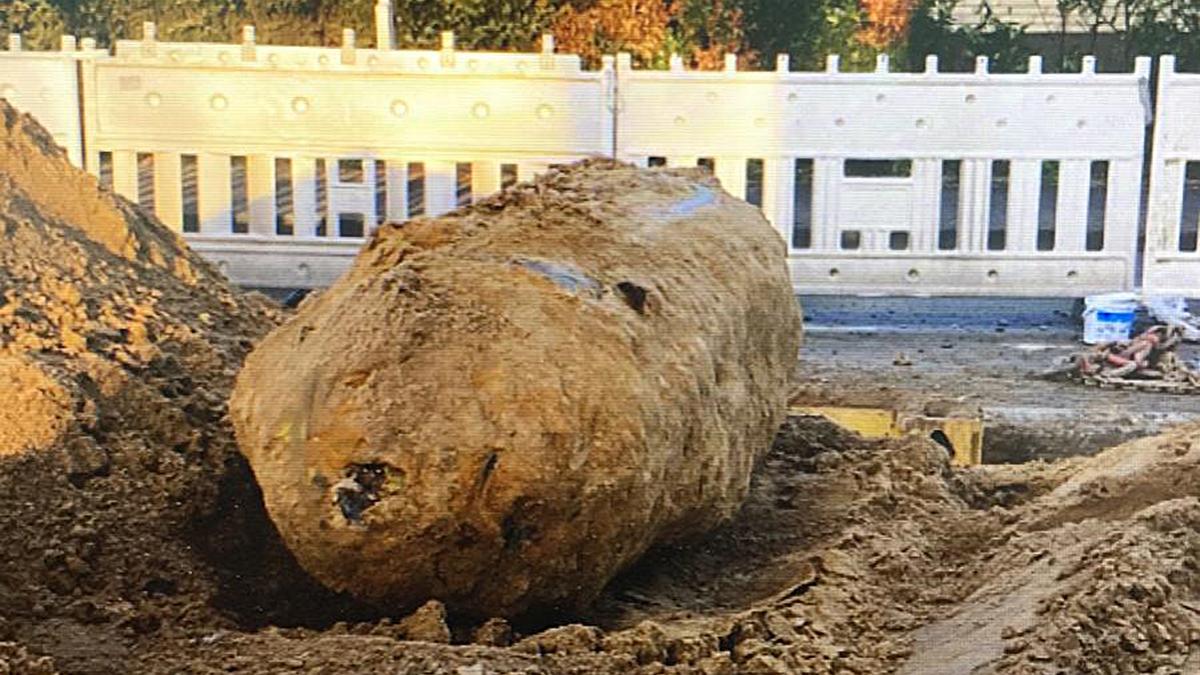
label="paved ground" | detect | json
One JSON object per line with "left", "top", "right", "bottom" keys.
{"left": 796, "top": 296, "right": 1200, "bottom": 463}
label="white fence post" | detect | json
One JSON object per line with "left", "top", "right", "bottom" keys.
{"left": 153, "top": 152, "right": 184, "bottom": 230}
{"left": 291, "top": 155, "right": 320, "bottom": 236}
{"left": 472, "top": 161, "right": 501, "bottom": 202}
{"left": 247, "top": 154, "right": 276, "bottom": 236}
{"left": 198, "top": 153, "right": 232, "bottom": 234}
{"left": 424, "top": 160, "right": 458, "bottom": 216}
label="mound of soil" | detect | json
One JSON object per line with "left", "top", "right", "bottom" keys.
{"left": 0, "top": 101, "right": 372, "bottom": 672}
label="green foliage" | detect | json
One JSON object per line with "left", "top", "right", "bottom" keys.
{"left": 0, "top": 0, "right": 66, "bottom": 49}
{"left": 904, "top": 0, "right": 1030, "bottom": 72}
{"left": 671, "top": 0, "right": 746, "bottom": 58}
{"left": 815, "top": 0, "right": 876, "bottom": 70}
{"left": 740, "top": 0, "right": 853, "bottom": 69}
{"left": 392, "top": 0, "right": 560, "bottom": 51}
{"left": 1055, "top": 0, "right": 1200, "bottom": 71}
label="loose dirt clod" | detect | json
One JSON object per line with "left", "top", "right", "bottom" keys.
{"left": 0, "top": 642, "right": 58, "bottom": 675}
{"left": 230, "top": 160, "right": 803, "bottom": 620}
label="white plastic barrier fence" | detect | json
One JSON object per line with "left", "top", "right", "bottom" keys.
{"left": 0, "top": 34, "right": 104, "bottom": 166}
{"left": 71, "top": 28, "right": 611, "bottom": 287}
{"left": 0, "top": 25, "right": 1163, "bottom": 295}
{"left": 617, "top": 53, "right": 1151, "bottom": 296}
{"left": 1145, "top": 56, "right": 1200, "bottom": 296}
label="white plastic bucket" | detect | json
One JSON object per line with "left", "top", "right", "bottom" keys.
{"left": 1082, "top": 292, "right": 1139, "bottom": 344}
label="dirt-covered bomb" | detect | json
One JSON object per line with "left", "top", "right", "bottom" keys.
{"left": 230, "top": 160, "right": 803, "bottom": 619}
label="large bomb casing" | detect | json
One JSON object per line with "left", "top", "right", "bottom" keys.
{"left": 230, "top": 160, "right": 802, "bottom": 619}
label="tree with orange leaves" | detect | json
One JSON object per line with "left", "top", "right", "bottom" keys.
{"left": 677, "top": 0, "right": 754, "bottom": 69}
{"left": 553, "top": 0, "right": 749, "bottom": 69}
{"left": 857, "top": 0, "right": 915, "bottom": 48}
{"left": 552, "top": 0, "right": 675, "bottom": 67}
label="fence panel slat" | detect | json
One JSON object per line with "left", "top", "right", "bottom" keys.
{"left": 762, "top": 157, "right": 794, "bottom": 243}
{"left": 1105, "top": 159, "right": 1140, "bottom": 255}
{"left": 153, "top": 152, "right": 183, "bottom": 230}
{"left": 714, "top": 157, "right": 746, "bottom": 202}
{"left": 246, "top": 155, "right": 276, "bottom": 236}
{"left": 1006, "top": 159, "right": 1041, "bottom": 252}
{"left": 959, "top": 159, "right": 990, "bottom": 254}
{"left": 110, "top": 150, "right": 139, "bottom": 202}
{"left": 424, "top": 160, "right": 458, "bottom": 217}
{"left": 813, "top": 158, "right": 841, "bottom": 252}
{"left": 909, "top": 159, "right": 940, "bottom": 253}
{"left": 384, "top": 160, "right": 408, "bottom": 222}
{"left": 1056, "top": 159, "right": 1091, "bottom": 252}
{"left": 290, "top": 155, "right": 320, "bottom": 237}
{"left": 198, "top": 153, "right": 232, "bottom": 234}
{"left": 472, "top": 161, "right": 501, "bottom": 203}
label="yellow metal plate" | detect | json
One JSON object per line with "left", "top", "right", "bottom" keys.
{"left": 791, "top": 405, "right": 983, "bottom": 466}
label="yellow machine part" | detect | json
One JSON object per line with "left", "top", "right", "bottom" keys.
{"left": 791, "top": 405, "right": 983, "bottom": 466}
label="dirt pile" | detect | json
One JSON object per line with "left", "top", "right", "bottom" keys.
{"left": 944, "top": 426, "right": 1200, "bottom": 673}
{"left": 230, "top": 160, "right": 802, "bottom": 620}
{"left": 890, "top": 428, "right": 1200, "bottom": 674}
{"left": 0, "top": 101, "right": 351, "bottom": 672}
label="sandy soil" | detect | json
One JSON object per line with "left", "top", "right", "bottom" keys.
{"left": 10, "top": 410, "right": 1200, "bottom": 674}
{"left": 4, "top": 100, "right": 1200, "bottom": 674}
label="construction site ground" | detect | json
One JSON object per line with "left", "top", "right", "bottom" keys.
{"left": 792, "top": 296, "right": 1200, "bottom": 464}
{"left": 6, "top": 103, "right": 1200, "bottom": 674}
